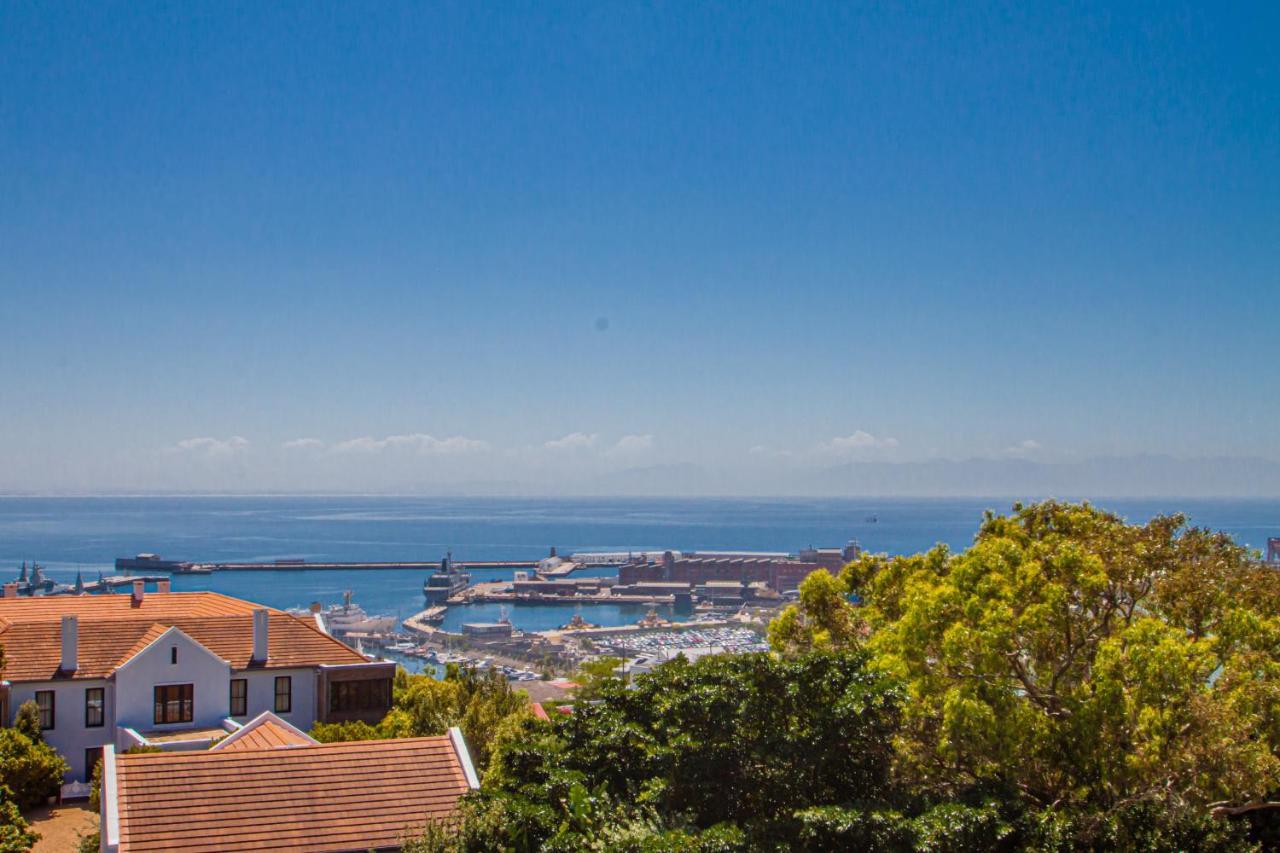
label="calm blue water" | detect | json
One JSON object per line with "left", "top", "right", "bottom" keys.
{"left": 1, "top": 497, "right": 1276, "bottom": 632}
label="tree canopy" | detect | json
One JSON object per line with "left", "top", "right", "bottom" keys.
{"left": 774, "top": 500, "right": 1280, "bottom": 846}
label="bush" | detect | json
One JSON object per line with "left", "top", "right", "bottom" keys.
{"left": 0, "top": 785, "right": 39, "bottom": 853}
{"left": 0, "top": 729, "right": 67, "bottom": 810}
{"left": 11, "top": 703, "right": 40, "bottom": 743}
{"left": 308, "top": 720, "right": 384, "bottom": 743}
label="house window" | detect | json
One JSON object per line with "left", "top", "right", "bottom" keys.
{"left": 153, "top": 684, "right": 193, "bottom": 725}
{"left": 34, "top": 690, "right": 55, "bottom": 730}
{"left": 170, "top": 646, "right": 178, "bottom": 665}
{"left": 85, "top": 687, "right": 105, "bottom": 728}
{"left": 229, "top": 679, "right": 247, "bottom": 717}
{"left": 84, "top": 747, "right": 103, "bottom": 784}
{"left": 329, "top": 679, "right": 391, "bottom": 713}
{"left": 274, "top": 676, "right": 291, "bottom": 713}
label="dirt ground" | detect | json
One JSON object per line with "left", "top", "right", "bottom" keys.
{"left": 24, "top": 801, "right": 97, "bottom": 852}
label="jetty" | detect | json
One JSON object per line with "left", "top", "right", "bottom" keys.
{"left": 82, "top": 574, "right": 169, "bottom": 593}
{"left": 171, "top": 559, "right": 540, "bottom": 572}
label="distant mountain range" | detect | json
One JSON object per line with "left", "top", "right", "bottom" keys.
{"left": 7, "top": 455, "right": 1277, "bottom": 498}
{"left": 572, "top": 455, "right": 1280, "bottom": 497}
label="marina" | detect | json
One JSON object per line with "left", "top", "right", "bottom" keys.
{"left": 8, "top": 497, "right": 1277, "bottom": 684}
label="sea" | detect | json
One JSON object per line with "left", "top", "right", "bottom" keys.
{"left": 2, "top": 496, "right": 1277, "bottom": 637}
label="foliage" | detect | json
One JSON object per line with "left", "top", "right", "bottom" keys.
{"left": 309, "top": 719, "right": 384, "bottom": 743}
{"left": 0, "top": 785, "right": 38, "bottom": 853}
{"left": 75, "top": 833, "right": 100, "bottom": 853}
{"left": 412, "top": 650, "right": 906, "bottom": 850}
{"left": 571, "top": 656, "right": 623, "bottom": 701}
{"left": 0, "top": 729, "right": 67, "bottom": 810}
{"left": 11, "top": 703, "right": 41, "bottom": 743}
{"left": 309, "top": 664, "right": 528, "bottom": 772}
{"left": 766, "top": 569, "right": 862, "bottom": 655}
{"left": 819, "top": 500, "right": 1280, "bottom": 846}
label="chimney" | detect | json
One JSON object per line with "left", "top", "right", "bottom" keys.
{"left": 1, "top": 582, "right": 16, "bottom": 598}
{"left": 61, "top": 615, "right": 78, "bottom": 672}
{"left": 252, "top": 609, "right": 269, "bottom": 663}
{"left": 156, "top": 579, "right": 171, "bottom": 593}
{"left": 131, "top": 580, "right": 145, "bottom": 606}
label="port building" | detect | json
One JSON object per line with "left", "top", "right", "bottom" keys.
{"left": 618, "top": 540, "right": 861, "bottom": 592}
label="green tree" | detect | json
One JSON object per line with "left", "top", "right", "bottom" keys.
{"left": 767, "top": 569, "right": 861, "bottom": 654}
{"left": 0, "top": 728, "right": 67, "bottom": 811}
{"left": 11, "top": 703, "right": 41, "bottom": 743}
{"left": 466, "top": 650, "right": 906, "bottom": 850}
{"left": 0, "top": 785, "right": 39, "bottom": 853}
{"left": 845, "top": 500, "right": 1280, "bottom": 828}
{"left": 571, "top": 656, "right": 622, "bottom": 700}
{"left": 308, "top": 719, "right": 384, "bottom": 743}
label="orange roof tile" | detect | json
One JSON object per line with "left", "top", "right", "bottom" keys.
{"left": 0, "top": 591, "right": 263, "bottom": 623}
{"left": 0, "top": 593, "right": 368, "bottom": 681}
{"left": 114, "top": 737, "right": 472, "bottom": 852}
{"left": 212, "top": 713, "right": 317, "bottom": 752}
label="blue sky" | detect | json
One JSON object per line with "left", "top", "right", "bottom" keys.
{"left": 1, "top": 2, "right": 1277, "bottom": 493}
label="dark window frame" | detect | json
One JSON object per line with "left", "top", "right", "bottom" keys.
{"left": 229, "top": 678, "right": 247, "bottom": 717}
{"left": 34, "top": 690, "right": 55, "bottom": 730}
{"left": 85, "top": 687, "right": 104, "bottom": 728}
{"left": 328, "top": 679, "right": 391, "bottom": 713}
{"left": 153, "top": 683, "right": 194, "bottom": 725}
{"left": 274, "top": 676, "right": 291, "bottom": 713}
{"left": 170, "top": 646, "right": 178, "bottom": 665}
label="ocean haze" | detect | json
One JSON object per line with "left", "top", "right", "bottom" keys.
{"left": 7, "top": 454, "right": 1276, "bottom": 498}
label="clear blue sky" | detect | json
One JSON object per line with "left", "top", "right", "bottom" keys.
{"left": 1, "top": 2, "right": 1277, "bottom": 492}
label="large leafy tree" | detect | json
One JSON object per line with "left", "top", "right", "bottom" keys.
{"left": 449, "top": 650, "right": 909, "bottom": 850}
{"left": 837, "top": 501, "right": 1280, "bottom": 826}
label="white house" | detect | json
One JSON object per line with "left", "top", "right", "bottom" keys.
{"left": 0, "top": 584, "right": 394, "bottom": 790}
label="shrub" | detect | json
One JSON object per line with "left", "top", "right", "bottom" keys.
{"left": 0, "top": 729, "right": 67, "bottom": 810}
{"left": 0, "top": 785, "right": 39, "bottom": 853}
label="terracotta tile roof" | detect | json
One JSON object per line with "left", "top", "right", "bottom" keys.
{"left": 114, "top": 736, "right": 472, "bottom": 852}
{"left": 0, "top": 594, "right": 368, "bottom": 681}
{"left": 212, "top": 712, "right": 317, "bottom": 752}
{"left": 0, "top": 591, "right": 261, "bottom": 623}
{"left": 112, "top": 624, "right": 170, "bottom": 671}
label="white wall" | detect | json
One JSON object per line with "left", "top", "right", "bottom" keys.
{"left": 113, "top": 629, "right": 231, "bottom": 735}
{"left": 7, "top": 678, "right": 112, "bottom": 783}
{"left": 232, "top": 668, "right": 317, "bottom": 731}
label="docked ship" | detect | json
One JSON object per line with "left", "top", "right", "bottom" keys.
{"left": 114, "top": 553, "right": 201, "bottom": 572}
{"left": 294, "top": 591, "right": 396, "bottom": 637}
{"left": 423, "top": 552, "right": 470, "bottom": 604}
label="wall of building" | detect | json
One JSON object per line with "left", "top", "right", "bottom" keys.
{"left": 7, "top": 677, "right": 112, "bottom": 783}
{"left": 232, "top": 667, "right": 319, "bottom": 731}
{"left": 113, "top": 631, "right": 231, "bottom": 735}
{"left": 619, "top": 556, "right": 821, "bottom": 592}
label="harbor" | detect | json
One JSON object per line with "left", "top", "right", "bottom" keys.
{"left": 9, "top": 497, "right": 1276, "bottom": 688}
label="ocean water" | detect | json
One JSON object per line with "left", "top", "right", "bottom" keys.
{"left": 1, "top": 496, "right": 1276, "bottom": 633}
